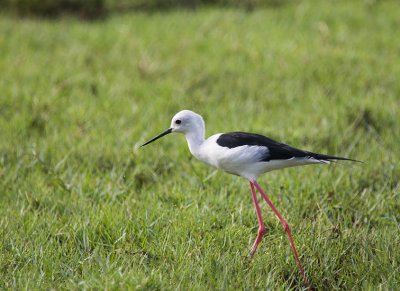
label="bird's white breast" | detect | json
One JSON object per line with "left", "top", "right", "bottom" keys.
{"left": 193, "top": 134, "right": 268, "bottom": 178}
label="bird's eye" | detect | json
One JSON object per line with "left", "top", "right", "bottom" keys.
{"left": 175, "top": 119, "right": 181, "bottom": 124}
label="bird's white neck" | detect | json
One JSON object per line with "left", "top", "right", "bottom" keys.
{"left": 185, "top": 129, "right": 205, "bottom": 157}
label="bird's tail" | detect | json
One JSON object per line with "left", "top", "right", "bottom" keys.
{"left": 307, "top": 152, "right": 362, "bottom": 163}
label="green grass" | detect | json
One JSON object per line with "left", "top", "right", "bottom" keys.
{"left": 1, "top": 0, "right": 399, "bottom": 289}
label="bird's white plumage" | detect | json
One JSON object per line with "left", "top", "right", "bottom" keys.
{"left": 196, "top": 135, "right": 324, "bottom": 180}
{"left": 166, "top": 110, "right": 326, "bottom": 181}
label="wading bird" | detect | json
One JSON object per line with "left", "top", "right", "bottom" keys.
{"left": 141, "top": 110, "right": 357, "bottom": 286}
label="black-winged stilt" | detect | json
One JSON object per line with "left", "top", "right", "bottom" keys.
{"left": 141, "top": 110, "right": 358, "bottom": 286}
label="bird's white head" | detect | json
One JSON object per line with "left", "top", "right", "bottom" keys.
{"left": 170, "top": 110, "right": 205, "bottom": 134}
{"left": 141, "top": 110, "right": 205, "bottom": 147}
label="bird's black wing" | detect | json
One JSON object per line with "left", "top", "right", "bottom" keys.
{"left": 216, "top": 132, "right": 357, "bottom": 162}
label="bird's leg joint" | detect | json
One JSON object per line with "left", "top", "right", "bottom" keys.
{"left": 258, "top": 224, "right": 265, "bottom": 236}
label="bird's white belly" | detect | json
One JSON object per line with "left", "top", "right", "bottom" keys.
{"left": 195, "top": 141, "right": 268, "bottom": 179}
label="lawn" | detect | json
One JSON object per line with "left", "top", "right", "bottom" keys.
{"left": 0, "top": 0, "right": 399, "bottom": 289}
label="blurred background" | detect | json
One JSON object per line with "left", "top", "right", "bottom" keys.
{"left": 1, "top": 0, "right": 288, "bottom": 18}
{"left": 0, "top": 0, "right": 399, "bottom": 289}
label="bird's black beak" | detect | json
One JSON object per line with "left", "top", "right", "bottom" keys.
{"left": 140, "top": 128, "right": 172, "bottom": 147}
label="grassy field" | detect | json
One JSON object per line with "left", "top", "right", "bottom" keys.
{"left": 1, "top": 0, "right": 399, "bottom": 289}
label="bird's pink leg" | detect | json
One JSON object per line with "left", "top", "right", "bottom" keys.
{"left": 249, "top": 181, "right": 265, "bottom": 257}
{"left": 252, "top": 180, "right": 310, "bottom": 287}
